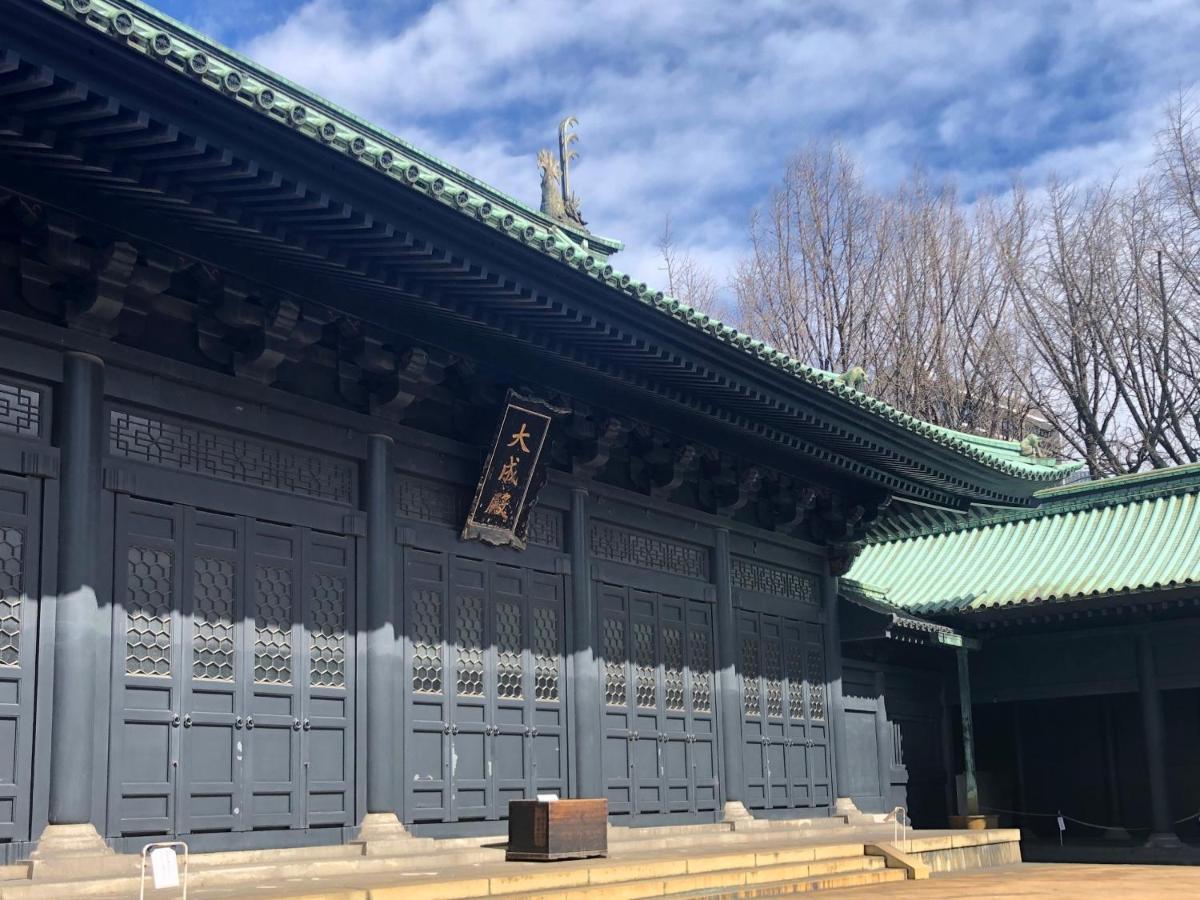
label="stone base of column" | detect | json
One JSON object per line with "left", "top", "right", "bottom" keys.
{"left": 1144, "top": 831, "right": 1182, "bottom": 849}
{"left": 29, "top": 824, "right": 123, "bottom": 880}
{"left": 949, "top": 814, "right": 999, "bottom": 830}
{"left": 350, "top": 812, "right": 419, "bottom": 856}
{"left": 722, "top": 801, "right": 755, "bottom": 831}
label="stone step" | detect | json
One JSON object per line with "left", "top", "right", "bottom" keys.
{"left": 668, "top": 867, "right": 908, "bottom": 898}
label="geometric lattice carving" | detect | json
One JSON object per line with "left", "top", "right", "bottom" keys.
{"left": 192, "top": 557, "right": 235, "bottom": 681}
{"left": 310, "top": 574, "right": 346, "bottom": 688}
{"left": 454, "top": 595, "right": 484, "bottom": 697}
{"left": 731, "top": 558, "right": 817, "bottom": 604}
{"left": 411, "top": 589, "right": 443, "bottom": 694}
{"left": 806, "top": 648, "right": 825, "bottom": 721}
{"left": 589, "top": 523, "right": 708, "bottom": 580}
{"left": 395, "top": 476, "right": 460, "bottom": 525}
{"left": 495, "top": 600, "right": 522, "bottom": 700}
{"left": 110, "top": 410, "right": 353, "bottom": 504}
{"left": 663, "top": 625, "right": 684, "bottom": 711}
{"left": 633, "top": 621, "right": 656, "bottom": 709}
{"left": 764, "top": 639, "right": 784, "bottom": 719}
{"left": 126, "top": 546, "right": 173, "bottom": 677}
{"left": 785, "top": 642, "right": 804, "bottom": 719}
{"left": 254, "top": 565, "right": 293, "bottom": 684}
{"left": 602, "top": 615, "right": 625, "bottom": 707}
{"left": 527, "top": 508, "right": 563, "bottom": 549}
{"left": 741, "top": 637, "right": 760, "bottom": 717}
{"left": 533, "top": 605, "right": 558, "bottom": 703}
{"left": 0, "top": 383, "right": 40, "bottom": 438}
{"left": 0, "top": 527, "right": 24, "bottom": 667}
{"left": 689, "top": 629, "right": 712, "bottom": 713}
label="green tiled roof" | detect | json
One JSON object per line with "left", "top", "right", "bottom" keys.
{"left": 849, "top": 463, "right": 1200, "bottom": 615}
{"left": 41, "top": 0, "right": 1079, "bottom": 486}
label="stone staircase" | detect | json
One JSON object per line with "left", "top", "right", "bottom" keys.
{"left": 0, "top": 818, "right": 942, "bottom": 898}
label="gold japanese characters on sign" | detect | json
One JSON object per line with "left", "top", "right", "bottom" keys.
{"left": 462, "top": 391, "right": 559, "bottom": 549}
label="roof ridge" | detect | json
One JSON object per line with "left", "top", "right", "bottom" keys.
{"left": 47, "top": 0, "right": 1078, "bottom": 486}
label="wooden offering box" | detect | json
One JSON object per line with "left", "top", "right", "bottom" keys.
{"left": 506, "top": 799, "right": 608, "bottom": 861}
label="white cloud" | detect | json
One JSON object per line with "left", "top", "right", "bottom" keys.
{"left": 237, "top": 0, "right": 1200, "bottom": 302}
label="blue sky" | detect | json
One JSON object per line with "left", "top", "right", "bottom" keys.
{"left": 153, "top": 0, "right": 1200, "bottom": 294}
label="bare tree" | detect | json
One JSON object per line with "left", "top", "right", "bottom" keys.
{"left": 657, "top": 214, "right": 721, "bottom": 317}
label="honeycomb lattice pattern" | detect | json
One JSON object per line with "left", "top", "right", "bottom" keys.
{"left": 192, "top": 557, "right": 235, "bottom": 681}
{"left": 663, "top": 626, "right": 684, "bottom": 711}
{"left": 806, "top": 648, "right": 825, "bottom": 721}
{"left": 602, "top": 615, "right": 625, "bottom": 707}
{"left": 741, "top": 637, "right": 760, "bottom": 717}
{"left": 764, "top": 639, "right": 784, "bottom": 719}
{"left": 633, "top": 621, "right": 656, "bottom": 709}
{"left": 689, "top": 629, "right": 712, "bottom": 714}
{"left": 411, "top": 589, "right": 443, "bottom": 694}
{"left": 126, "top": 546, "right": 173, "bottom": 677}
{"left": 533, "top": 605, "right": 558, "bottom": 702}
{"left": 454, "top": 595, "right": 483, "bottom": 697}
{"left": 785, "top": 642, "right": 804, "bottom": 719}
{"left": 0, "top": 528, "right": 24, "bottom": 668}
{"left": 310, "top": 574, "right": 346, "bottom": 688}
{"left": 495, "top": 600, "right": 522, "bottom": 700}
{"left": 254, "top": 564, "right": 292, "bottom": 684}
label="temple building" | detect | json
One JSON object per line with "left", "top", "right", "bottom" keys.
{"left": 0, "top": 0, "right": 1193, "bottom": 872}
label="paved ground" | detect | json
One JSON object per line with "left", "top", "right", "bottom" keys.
{"left": 834, "top": 863, "right": 1200, "bottom": 898}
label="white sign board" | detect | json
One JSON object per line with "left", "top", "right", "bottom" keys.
{"left": 536, "top": 793, "right": 559, "bottom": 802}
{"left": 150, "top": 846, "right": 180, "bottom": 889}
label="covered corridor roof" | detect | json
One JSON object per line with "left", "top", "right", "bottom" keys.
{"left": 848, "top": 463, "right": 1200, "bottom": 617}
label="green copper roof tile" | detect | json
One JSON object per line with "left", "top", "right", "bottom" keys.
{"left": 42, "top": 0, "right": 1080, "bottom": 486}
{"left": 850, "top": 464, "right": 1200, "bottom": 614}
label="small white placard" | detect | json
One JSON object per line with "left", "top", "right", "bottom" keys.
{"left": 1056, "top": 815, "right": 1066, "bottom": 832}
{"left": 536, "top": 793, "right": 559, "bottom": 802}
{"left": 150, "top": 846, "right": 180, "bottom": 889}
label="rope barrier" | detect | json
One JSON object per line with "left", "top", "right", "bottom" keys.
{"left": 979, "top": 804, "right": 1200, "bottom": 831}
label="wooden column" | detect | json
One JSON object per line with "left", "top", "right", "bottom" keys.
{"left": 873, "top": 670, "right": 892, "bottom": 811}
{"left": 956, "top": 647, "right": 980, "bottom": 817}
{"left": 43, "top": 352, "right": 108, "bottom": 852}
{"left": 823, "top": 573, "right": 851, "bottom": 809}
{"left": 1137, "top": 631, "right": 1178, "bottom": 846}
{"left": 364, "top": 435, "right": 395, "bottom": 814}
{"left": 570, "top": 487, "right": 602, "bottom": 797}
{"left": 713, "top": 528, "right": 747, "bottom": 819}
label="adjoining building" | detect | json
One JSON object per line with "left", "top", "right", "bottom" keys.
{"left": 1, "top": 0, "right": 1187, "bottom": 869}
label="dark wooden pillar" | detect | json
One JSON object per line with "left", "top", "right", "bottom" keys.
{"left": 45, "top": 353, "right": 106, "bottom": 847}
{"left": 713, "top": 528, "right": 747, "bottom": 818}
{"left": 956, "top": 647, "right": 980, "bottom": 817}
{"left": 873, "top": 670, "right": 892, "bottom": 810}
{"left": 364, "top": 435, "right": 395, "bottom": 816}
{"left": 1137, "top": 631, "right": 1178, "bottom": 845}
{"left": 822, "top": 573, "right": 850, "bottom": 809}
{"left": 570, "top": 487, "right": 602, "bottom": 797}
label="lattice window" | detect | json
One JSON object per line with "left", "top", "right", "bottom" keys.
{"left": 731, "top": 558, "right": 817, "bottom": 604}
{"left": 395, "top": 476, "right": 460, "bottom": 525}
{"left": 784, "top": 642, "right": 804, "bottom": 719}
{"left": 527, "top": 508, "right": 563, "bottom": 549}
{"left": 741, "top": 637, "right": 760, "bottom": 717}
{"left": 806, "top": 648, "right": 825, "bottom": 721}
{"left": 454, "top": 595, "right": 484, "bottom": 697}
{"left": 589, "top": 524, "right": 708, "bottom": 579}
{"left": 663, "top": 626, "right": 684, "bottom": 711}
{"left": 633, "top": 621, "right": 656, "bottom": 709}
{"left": 689, "top": 629, "right": 712, "bottom": 714}
{"left": 310, "top": 574, "right": 346, "bottom": 688}
{"left": 764, "top": 639, "right": 784, "bottom": 719}
{"left": 192, "top": 557, "right": 235, "bottom": 681}
{"left": 0, "top": 528, "right": 24, "bottom": 667}
{"left": 602, "top": 616, "right": 626, "bottom": 706}
{"left": 533, "top": 606, "right": 559, "bottom": 702}
{"left": 254, "top": 565, "right": 292, "bottom": 684}
{"left": 127, "top": 546, "right": 173, "bottom": 677}
{"left": 495, "top": 600, "right": 523, "bottom": 700}
{"left": 411, "top": 589, "right": 443, "bottom": 694}
{"left": 0, "top": 383, "right": 39, "bottom": 438}
{"left": 109, "top": 410, "right": 353, "bottom": 503}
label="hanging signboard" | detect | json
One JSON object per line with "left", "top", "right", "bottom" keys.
{"left": 462, "top": 391, "right": 559, "bottom": 550}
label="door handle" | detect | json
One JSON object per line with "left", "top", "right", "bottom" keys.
{"left": 302, "top": 718, "right": 311, "bottom": 731}
{"left": 451, "top": 724, "right": 459, "bottom": 735}
{"left": 182, "top": 714, "right": 192, "bottom": 728}
{"left": 245, "top": 716, "right": 254, "bottom": 730}
{"left": 235, "top": 717, "right": 243, "bottom": 730}
{"left": 292, "top": 718, "right": 302, "bottom": 731}
{"left": 171, "top": 714, "right": 180, "bottom": 728}
{"left": 442, "top": 723, "right": 451, "bottom": 735}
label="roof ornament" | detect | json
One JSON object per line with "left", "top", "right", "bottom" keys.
{"left": 838, "top": 366, "right": 869, "bottom": 392}
{"left": 538, "top": 116, "right": 587, "bottom": 229}
{"left": 1020, "top": 433, "right": 1045, "bottom": 458}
